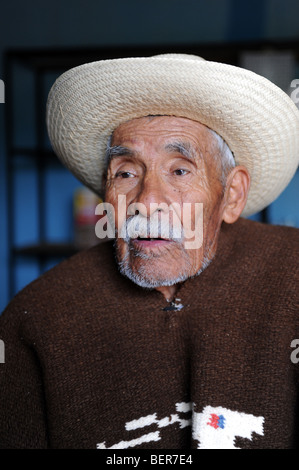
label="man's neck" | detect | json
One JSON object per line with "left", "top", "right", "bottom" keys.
{"left": 155, "top": 284, "right": 179, "bottom": 302}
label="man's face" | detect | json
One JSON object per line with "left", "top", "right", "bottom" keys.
{"left": 104, "top": 116, "right": 226, "bottom": 288}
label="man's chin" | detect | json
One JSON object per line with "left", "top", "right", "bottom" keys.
{"left": 114, "top": 238, "right": 215, "bottom": 289}
{"left": 117, "top": 256, "right": 214, "bottom": 290}
{"left": 118, "top": 264, "right": 190, "bottom": 289}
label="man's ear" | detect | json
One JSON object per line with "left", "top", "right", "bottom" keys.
{"left": 222, "top": 166, "right": 251, "bottom": 224}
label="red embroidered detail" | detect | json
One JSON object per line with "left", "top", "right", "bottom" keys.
{"left": 208, "top": 414, "right": 220, "bottom": 429}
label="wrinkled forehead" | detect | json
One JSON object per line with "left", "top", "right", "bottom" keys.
{"left": 110, "top": 115, "right": 217, "bottom": 158}
{"left": 112, "top": 115, "right": 212, "bottom": 140}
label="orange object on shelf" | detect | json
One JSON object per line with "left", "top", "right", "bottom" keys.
{"left": 73, "top": 188, "right": 103, "bottom": 248}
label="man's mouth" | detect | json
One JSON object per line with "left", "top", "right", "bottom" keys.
{"left": 131, "top": 236, "right": 173, "bottom": 247}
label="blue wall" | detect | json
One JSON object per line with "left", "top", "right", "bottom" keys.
{"left": 1, "top": 0, "right": 299, "bottom": 312}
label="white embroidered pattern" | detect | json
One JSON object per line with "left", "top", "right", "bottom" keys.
{"left": 96, "top": 403, "right": 264, "bottom": 449}
{"left": 97, "top": 402, "right": 192, "bottom": 449}
{"left": 192, "top": 405, "right": 264, "bottom": 449}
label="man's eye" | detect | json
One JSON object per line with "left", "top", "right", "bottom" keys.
{"left": 115, "top": 171, "right": 134, "bottom": 178}
{"left": 173, "top": 168, "right": 189, "bottom": 176}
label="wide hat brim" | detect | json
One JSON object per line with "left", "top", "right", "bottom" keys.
{"left": 46, "top": 54, "right": 299, "bottom": 217}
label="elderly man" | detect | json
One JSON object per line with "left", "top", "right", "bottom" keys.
{"left": 0, "top": 54, "right": 299, "bottom": 449}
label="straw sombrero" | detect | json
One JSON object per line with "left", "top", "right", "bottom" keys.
{"left": 46, "top": 54, "right": 299, "bottom": 217}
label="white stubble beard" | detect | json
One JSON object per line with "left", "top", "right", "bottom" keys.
{"left": 115, "top": 238, "right": 214, "bottom": 289}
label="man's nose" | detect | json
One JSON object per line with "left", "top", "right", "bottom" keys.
{"left": 129, "top": 172, "right": 170, "bottom": 217}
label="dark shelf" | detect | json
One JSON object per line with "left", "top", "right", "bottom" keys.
{"left": 13, "top": 242, "right": 80, "bottom": 258}
{"left": 6, "top": 39, "right": 299, "bottom": 70}
{"left": 9, "top": 147, "right": 62, "bottom": 167}
{"left": 13, "top": 240, "right": 108, "bottom": 258}
{"left": 12, "top": 147, "right": 57, "bottom": 158}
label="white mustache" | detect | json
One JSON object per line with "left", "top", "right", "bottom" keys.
{"left": 119, "top": 213, "right": 184, "bottom": 242}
